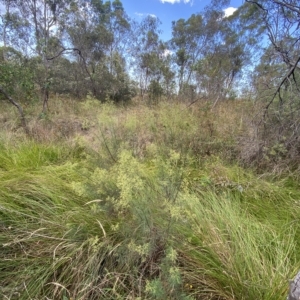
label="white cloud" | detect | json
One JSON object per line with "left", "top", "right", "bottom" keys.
{"left": 160, "top": 0, "right": 193, "bottom": 4}
{"left": 135, "top": 12, "right": 157, "bottom": 18}
{"left": 162, "top": 49, "right": 173, "bottom": 57}
{"left": 160, "top": 0, "right": 180, "bottom": 3}
{"left": 223, "top": 7, "right": 237, "bottom": 17}
{"left": 135, "top": 12, "right": 145, "bottom": 17}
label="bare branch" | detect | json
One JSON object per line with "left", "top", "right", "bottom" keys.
{"left": 245, "top": 0, "right": 268, "bottom": 12}
{"left": 263, "top": 55, "right": 300, "bottom": 117}
{"left": 0, "top": 85, "right": 29, "bottom": 135}
{"left": 46, "top": 47, "right": 98, "bottom": 97}
{"left": 46, "top": 48, "right": 82, "bottom": 60}
{"left": 273, "top": 0, "right": 300, "bottom": 15}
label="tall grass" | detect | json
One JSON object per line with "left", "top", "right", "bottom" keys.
{"left": 176, "top": 191, "right": 297, "bottom": 299}
{"left": 0, "top": 98, "right": 299, "bottom": 299}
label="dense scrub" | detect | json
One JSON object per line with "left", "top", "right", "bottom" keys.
{"left": 0, "top": 98, "right": 300, "bottom": 299}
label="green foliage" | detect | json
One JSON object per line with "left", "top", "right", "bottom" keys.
{"left": 1, "top": 0, "right": 300, "bottom": 296}
{"left": 0, "top": 47, "right": 34, "bottom": 103}
{"left": 148, "top": 79, "right": 164, "bottom": 103}
{"left": 0, "top": 100, "right": 300, "bottom": 299}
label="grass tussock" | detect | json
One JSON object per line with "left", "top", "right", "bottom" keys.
{"left": 0, "top": 97, "right": 299, "bottom": 299}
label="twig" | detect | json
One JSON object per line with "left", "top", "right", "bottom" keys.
{"left": 263, "top": 56, "right": 300, "bottom": 118}
{"left": 0, "top": 85, "right": 30, "bottom": 136}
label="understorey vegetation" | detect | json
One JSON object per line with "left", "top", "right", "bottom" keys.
{"left": 0, "top": 99, "right": 299, "bottom": 299}
{"left": 0, "top": 0, "right": 300, "bottom": 299}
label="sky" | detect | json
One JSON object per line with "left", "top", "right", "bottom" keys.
{"left": 121, "top": 0, "right": 245, "bottom": 41}
{"left": 0, "top": 0, "right": 245, "bottom": 42}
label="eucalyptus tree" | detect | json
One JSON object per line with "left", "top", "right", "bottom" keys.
{"left": 245, "top": 0, "right": 300, "bottom": 105}
{"left": 242, "top": 0, "right": 300, "bottom": 166}
{"left": 0, "top": 0, "right": 32, "bottom": 56}
{"left": 0, "top": 0, "right": 73, "bottom": 111}
{"left": 107, "top": 0, "right": 131, "bottom": 70}
{"left": 106, "top": 0, "right": 133, "bottom": 102}
{"left": 0, "top": 46, "right": 33, "bottom": 134}
{"left": 170, "top": 13, "right": 207, "bottom": 95}
{"left": 131, "top": 15, "right": 172, "bottom": 101}
{"left": 64, "top": 0, "right": 111, "bottom": 98}
{"left": 169, "top": 0, "right": 244, "bottom": 100}
{"left": 64, "top": 0, "right": 132, "bottom": 101}
{"left": 159, "top": 52, "right": 175, "bottom": 100}
{"left": 193, "top": 7, "right": 251, "bottom": 104}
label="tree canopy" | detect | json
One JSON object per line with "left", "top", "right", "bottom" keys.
{"left": 0, "top": 0, "right": 299, "bottom": 112}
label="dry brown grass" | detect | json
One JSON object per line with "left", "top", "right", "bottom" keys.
{"left": 1, "top": 95, "right": 293, "bottom": 172}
